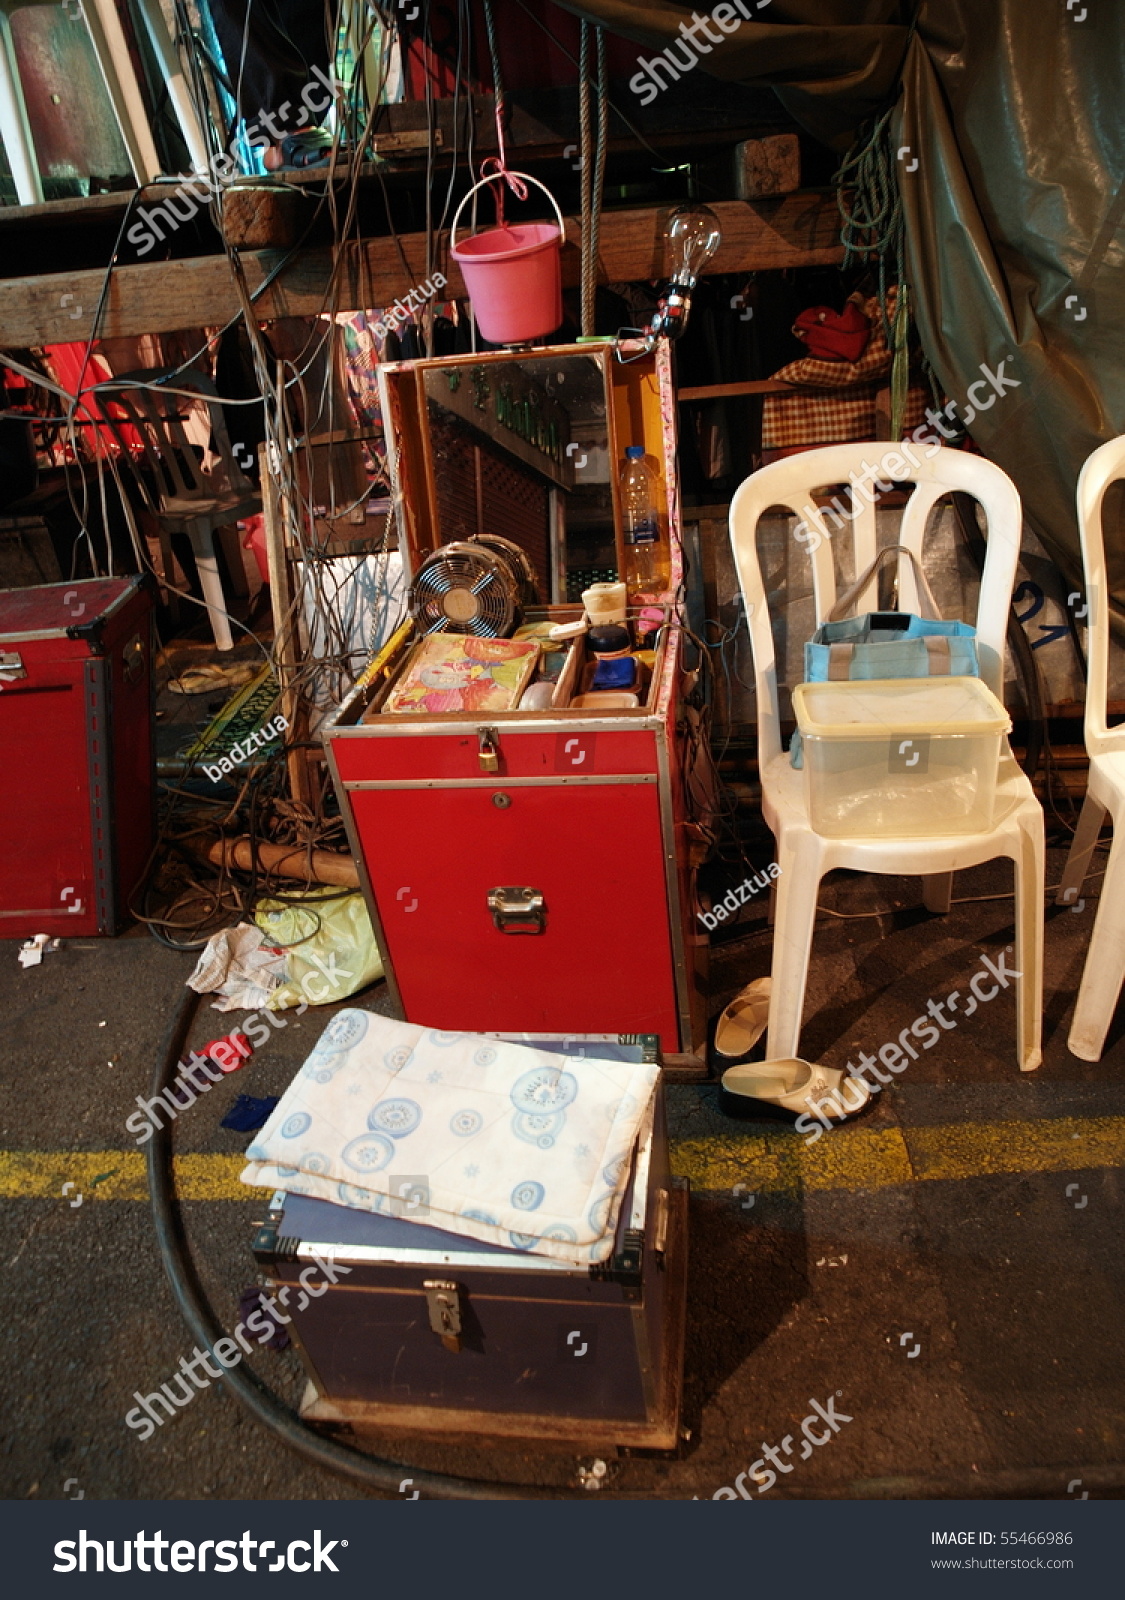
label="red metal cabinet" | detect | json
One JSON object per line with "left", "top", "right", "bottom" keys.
{"left": 324, "top": 630, "right": 706, "bottom": 1065}
{"left": 0, "top": 576, "right": 154, "bottom": 937}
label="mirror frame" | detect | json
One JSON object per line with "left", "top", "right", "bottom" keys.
{"left": 376, "top": 342, "right": 627, "bottom": 596}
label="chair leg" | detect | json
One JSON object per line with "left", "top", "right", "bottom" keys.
{"left": 1013, "top": 809, "right": 1045, "bottom": 1073}
{"left": 765, "top": 835, "right": 824, "bottom": 1062}
{"left": 1068, "top": 822, "right": 1125, "bottom": 1062}
{"left": 157, "top": 527, "right": 185, "bottom": 625}
{"left": 1055, "top": 791, "right": 1107, "bottom": 907}
{"left": 922, "top": 871, "right": 954, "bottom": 913}
{"left": 188, "top": 522, "right": 234, "bottom": 651}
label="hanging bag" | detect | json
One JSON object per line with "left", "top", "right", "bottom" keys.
{"left": 804, "top": 545, "right": 980, "bottom": 683}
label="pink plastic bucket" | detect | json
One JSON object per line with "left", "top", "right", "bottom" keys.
{"left": 450, "top": 174, "right": 565, "bottom": 345}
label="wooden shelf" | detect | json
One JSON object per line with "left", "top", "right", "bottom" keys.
{"left": 0, "top": 192, "right": 842, "bottom": 348}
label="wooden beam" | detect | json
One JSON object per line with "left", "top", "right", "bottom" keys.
{"left": 677, "top": 380, "right": 797, "bottom": 401}
{"left": 0, "top": 193, "right": 842, "bottom": 349}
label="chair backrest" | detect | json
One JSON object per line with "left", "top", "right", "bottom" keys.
{"left": 107, "top": 368, "right": 253, "bottom": 511}
{"left": 1076, "top": 435, "right": 1125, "bottom": 756}
{"left": 728, "top": 442, "right": 1023, "bottom": 767}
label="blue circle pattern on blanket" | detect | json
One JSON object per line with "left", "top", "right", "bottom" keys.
{"left": 602, "top": 1154, "right": 627, "bottom": 1186}
{"left": 342, "top": 1133, "right": 395, "bottom": 1172}
{"left": 510, "top": 1066, "right": 577, "bottom": 1149}
{"left": 367, "top": 1098, "right": 421, "bottom": 1137}
{"left": 540, "top": 1223, "right": 578, "bottom": 1243}
{"left": 338, "top": 1180, "right": 372, "bottom": 1207}
{"left": 510, "top": 1067, "right": 578, "bottom": 1112}
{"left": 474, "top": 1045, "right": 497, "bottom": 1066}
{"left": 336, "top": 1181, "right": 388, "bottom": 1213}
{"left": 511, "top": 1180, "right": 545, "bottom": 1211}
{"left": 302, "top": 1053, "right": 346, "bottom": 1085}
{"left": 383, "top": 1045, "right": 415, "bottom": 1071}
{"left": 302, "top": 1152, "right": 331, "bottom": 1174}
{"left": 427, "top": 1030, "right": 467, "bottom": 1046}
{"left": 321, "top": 1010, "right": 369, "bottom": 1051}
{"left": 511, "top": 1110, "right": 565, "bottom": 1148}
{"left": 281, "top": 1112, "right": 311, "bottom": 1139}
{"left": 508, "top": 1231, "right": 537, "bottom": 1251}
{"left": 587, "top": 1191, "right": 616, "bottom": 1236}
{"left": 449, "top": 1108, "right": 483, "bottom": 1137}
{"left": 461, "top": 1207, "right": 499, "bottom": 1226}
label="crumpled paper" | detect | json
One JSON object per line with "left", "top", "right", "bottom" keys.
{"left": 187, "top": 924, "right": 287, "bottom": 1011}
{"left": 19, "top": 935, "right": 59, "bottom": 969}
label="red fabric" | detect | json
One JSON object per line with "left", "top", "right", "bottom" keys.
{"left": 403, "top": 0, "right": 642, "bottom": 100}
{"left": 792, "top": 302, "right": 872, "bottom": 363}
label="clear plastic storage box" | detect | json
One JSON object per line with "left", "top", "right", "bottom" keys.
{"left": 791, "top": 677, "right": 1011, "bottom": 839}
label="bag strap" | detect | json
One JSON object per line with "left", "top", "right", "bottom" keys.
{"left": 826, "top": 544, "right": 943, "bottom": 623}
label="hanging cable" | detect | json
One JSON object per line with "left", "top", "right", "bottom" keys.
{"left": 834, "top": 106, "right": 910, "bottom": 439}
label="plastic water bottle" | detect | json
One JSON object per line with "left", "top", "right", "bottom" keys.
{"left": 620, "top": 446, "right": 670, "bottom": 593}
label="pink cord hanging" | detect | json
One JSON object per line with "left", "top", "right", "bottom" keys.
{"left": 478, "top": 154, "right": 527, "bottom": 231}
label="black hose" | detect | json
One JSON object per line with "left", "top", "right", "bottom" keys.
{"left": 146, "top": 988, "right": 583, "bottom": 1500}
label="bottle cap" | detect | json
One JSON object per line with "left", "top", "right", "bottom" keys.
{"left": 625, "top": 445, "right": 645, "bottom": 459}
{"left": 587, "top": 623, "right": 631, "bottom": 655}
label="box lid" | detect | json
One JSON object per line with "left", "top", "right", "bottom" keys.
{"left": 0, "top": 576, "right": 143, "bottom": 642}
{"left": 793, "top": 676, "right": 1010, "bottom": 739}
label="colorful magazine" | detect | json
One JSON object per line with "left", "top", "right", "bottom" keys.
{"left": 382, "top": 634, "right": 540, "bottom": 714}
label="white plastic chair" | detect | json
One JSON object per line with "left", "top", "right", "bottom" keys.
{"left": 109, "top": 370, "right": 260, "bottom": 651}
{"left": 1054, "top": 437, "right": 1125, "bottom": 1060}
{"left": 728, "top": 443, "right": 1045, "bottom": 1072}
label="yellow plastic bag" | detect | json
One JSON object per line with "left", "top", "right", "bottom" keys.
{"left": 254, "top": 888, "right": 383, "bottom": 1010}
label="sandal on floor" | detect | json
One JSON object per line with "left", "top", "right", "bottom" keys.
{"left": 720, "top": 1058, "right": 872, "bottom": 1122}
{"left": 713, "top": 977, "right": 771, "bottom": 1059}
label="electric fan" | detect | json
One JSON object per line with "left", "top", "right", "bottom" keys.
{"left": 467, "top": 533, "right": 540, "bottom": 608}
{"left": 408, "top": 541, "right": 522, "bottom": 636}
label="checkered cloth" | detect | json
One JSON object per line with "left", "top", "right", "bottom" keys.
{"left": 762, "top": 288, "right": 930, "bottom": 451}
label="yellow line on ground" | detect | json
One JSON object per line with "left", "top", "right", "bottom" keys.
{"left": 675, "top": 1115, "right": 1125, "bottom": 1194}
{"left": 0, "top": 1151, "right": 245, "bottom": 1203}
{"left": 0, "top": 1115, "right": 1122, "bottom": 1204}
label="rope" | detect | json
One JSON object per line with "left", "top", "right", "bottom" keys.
{"left": 579, "top": 24, "right": 593, "bottom": 333}
{"left": 480, "top": 0, "right": 525, "bottom": 223}
{"left": 578, "top": 24, "right": 609, "bottom": 336}
{"left": 592, "top": 29, "right": 609, "bottom": 327}
{"left": 834, "top": 105, "right": 911, "bottom": 438}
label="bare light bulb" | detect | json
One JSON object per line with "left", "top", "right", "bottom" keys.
{"left": 664, "top": 203, "right": 722, "bottom": 290}
{"left": 639, "top": 204, "right": 723, "bottom": 348}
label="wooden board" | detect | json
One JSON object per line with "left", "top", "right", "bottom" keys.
{"left": 0, "top": 193, "right": 843, "bottom": 349}
{"left": 734, "top": 133, "right": 801, "bottom": 199}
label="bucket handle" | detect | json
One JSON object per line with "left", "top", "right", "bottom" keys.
{"left": 450, "top": 170, "right": 567, "bottom": 254}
